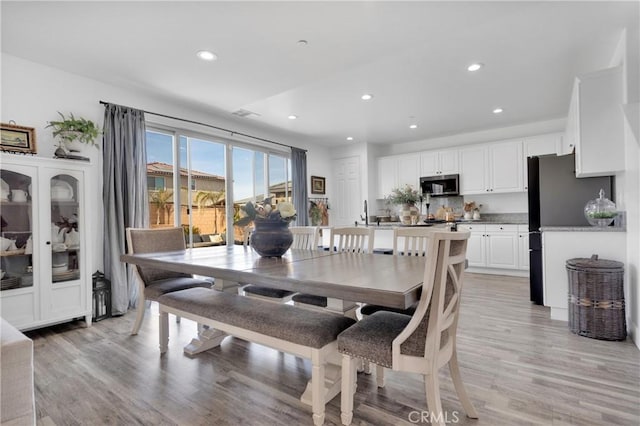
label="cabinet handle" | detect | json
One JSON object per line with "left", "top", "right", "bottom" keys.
{"left": 46, "top": 241, "right": 51, "bottom": 245}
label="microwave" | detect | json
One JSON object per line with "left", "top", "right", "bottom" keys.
{"left": 420, "top": 174, "right": 460, "bottom": 196}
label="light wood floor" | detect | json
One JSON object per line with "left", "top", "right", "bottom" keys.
{"left": 26, "top": 273, "right": 639, "bottom": 426}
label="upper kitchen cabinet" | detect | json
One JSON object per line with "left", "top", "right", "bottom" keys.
{"left": 376, "top": 154, "right": 419, "bottom": 199}
{"left": 419, "top": 149, "right": 459, "bottom": 177}
{"left": 524, "top": 133, "right": 561, "bottom": 157}
{"left": 564, "top": 66, "right": 624, "bottom": 177}
{"left": 459, "top": 140, "right": 523, "bottom": 194}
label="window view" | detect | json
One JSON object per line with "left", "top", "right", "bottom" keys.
{"left": 146, "top": 129, "right": 290, "bottom": 247}
{"left": 146, "top": 130, "right": 176, "bottom": 228}
{"left": 179, "top": 136, "right": 226, "bottom": 248}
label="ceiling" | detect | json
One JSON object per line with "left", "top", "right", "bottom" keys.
{"left": 1, "top": 1, "right": 638, "bottom": 147}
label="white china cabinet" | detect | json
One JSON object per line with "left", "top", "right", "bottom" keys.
{"left": 0, "top": 154, "right": 92, "bottom": 330}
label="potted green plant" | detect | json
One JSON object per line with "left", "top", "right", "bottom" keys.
{"left": 46, "top": 112, "right": 101, "bottom": 151}
{"left": 386, "top": 185, "right": 421, "bottom": 225}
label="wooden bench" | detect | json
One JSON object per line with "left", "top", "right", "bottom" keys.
{"left": 157, "top": 287, "right": 356, "bottom": 426}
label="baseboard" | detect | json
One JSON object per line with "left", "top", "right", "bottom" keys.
{"left": 465, "top": 267, "right": 529, "bottom": 278}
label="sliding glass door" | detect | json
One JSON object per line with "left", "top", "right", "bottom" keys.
{"left": 146, "top": 127, "right": 290, "bottom": 246}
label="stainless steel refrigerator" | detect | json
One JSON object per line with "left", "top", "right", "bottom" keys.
{"left": 527, "top": 154, "right": 613, "bottom": 305}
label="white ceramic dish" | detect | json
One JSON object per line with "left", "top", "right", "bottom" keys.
{"left": 50, "top": 179, "right": 74, "bottom": 201}
{"left": 52, "top": 265, "right": 68, "bottom": 274}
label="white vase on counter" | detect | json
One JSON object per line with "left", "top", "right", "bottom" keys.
{"left": 473, "top": 210, "right": 481, "bottom": 220}
{"left": 464, "top": 211, "right": 472, "bottom": 220}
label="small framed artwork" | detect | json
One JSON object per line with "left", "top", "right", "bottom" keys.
{"left": 1, "top": 123, "right": 37, "bottom": 154}
{"left": 311, "top": 176, "right": 326, "bottom": 194}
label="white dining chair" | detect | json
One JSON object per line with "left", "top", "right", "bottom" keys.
{"left": 242, "top": 226, "right": 320, "bottom": 302}
{"left": 358, "top": 226, "right": 434, "bottom": 378}
{"left": 337, "top": 229, "right": 477, "bottom": 426}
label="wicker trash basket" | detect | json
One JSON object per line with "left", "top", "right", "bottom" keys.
{"left": 566, "top": 255, "right": 626, "bottom": 341}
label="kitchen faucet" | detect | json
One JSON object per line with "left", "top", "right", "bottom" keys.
{"left": 360, "top": 200, "right": 369, "bottom": 226}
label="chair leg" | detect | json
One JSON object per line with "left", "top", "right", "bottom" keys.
{"left": 311, "top": 356, "right": 326, "bottom": 426}
{"left": 130, "top": 292, "right": 147, "bottom": 335}
{"left": 449, "top": 352, "right": 479, "bottom": 419}
{"left": 375, "top": 364, "right": 386, "bottom": 388}
{"left": 362, "top": 360, "right": 372, "bottom": 374}
{"left": 424, "top": 373, "right": 445, "bottom": 426}
{"left": 159, "top": 309, "right": 168, "bottom": 354}
{"left": 341, "top": 354, "right": 357, "bottom": 425}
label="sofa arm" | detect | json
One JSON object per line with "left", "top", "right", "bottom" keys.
{"left": 1, "top": 318, "right": 35, "bottom": 426}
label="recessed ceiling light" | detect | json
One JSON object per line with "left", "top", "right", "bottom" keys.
{"left": 467, "top": 63, "right": 483, "bottom": 72}
{"left": 493, "top": 108, "right": 504, "bottom": 114}
{"left": 288, "top": 115, "right": 298, "bottom": 120}
{"left": 361, "top": 94, "right": 373, "bottom": 101}
{"left": 409, "top": 124, "right": 418, "bottom": 129}
{"left": 196, "top": 50, "right": 217, "bottom": 61}
{"left": 346, "top": 136, "right": 354, "bottom": 141}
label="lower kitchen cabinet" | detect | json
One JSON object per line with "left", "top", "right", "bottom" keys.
{"left": 460, "top": 223, "right": 527, "bottom": 275}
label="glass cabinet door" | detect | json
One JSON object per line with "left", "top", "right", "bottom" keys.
{"left": 50, "top": 174, "right": 80, "bottom": 283}
{"left": 0, "top": 169, "right": 34, "bottom": 290}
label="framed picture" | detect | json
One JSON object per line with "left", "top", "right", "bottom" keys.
{"left": 311, "top": 176, "right": 326, "bottom": 194}
{"left": 1, "top": 123, "right": 36, "bottom": 154}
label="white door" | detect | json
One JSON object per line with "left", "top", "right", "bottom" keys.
{"left": 333, "top": 156, "right": 361, "bottom": 226}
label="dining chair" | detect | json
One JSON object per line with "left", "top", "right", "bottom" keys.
{"left": 242, "top": 226, "right": 320, "bottom": 302}
{"left": 126, "top": 227, "right": 213, "bottom": 335}
{"left": 292, "top": 227, "right": 374, "bottom": 316}
{"left": 358, "top": 226, "right": 433, "bottom": 377}
{"left": 337, "top": 228, "right": 477, "bottom": 426}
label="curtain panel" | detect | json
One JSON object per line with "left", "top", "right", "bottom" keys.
{"left": 102, "top": 104, "right": 149, "bottom": 314}
{"left": 291, "top": 147, "right": 308, "bottom": 226}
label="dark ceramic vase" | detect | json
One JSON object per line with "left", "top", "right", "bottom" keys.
{"left": 250, "top": 219, "right": 293, "bottom": 257}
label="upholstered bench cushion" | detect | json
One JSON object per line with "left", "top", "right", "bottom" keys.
{"left": 1, "top": 318, "right": 35, "bottom": 425}
{"left": 144, "top": 277, "right": 212, "bottom": 299}
{"left": 292, "top": 293, "right": 328, "bottom": 307}
{"left": 159, "top": 288, "right": 356, "bottom": 348}
{"left": 243, "top": 285, "right": 295, "bottom": 299}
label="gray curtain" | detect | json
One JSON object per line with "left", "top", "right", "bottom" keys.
{"left": 291, "top": 147, "right": 309, "bottom": 225}
{"left": 102, "top": 104, "right": 149, "bottom": 315}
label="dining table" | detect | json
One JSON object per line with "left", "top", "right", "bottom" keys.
{"left": 120, "top": 244, "right": 427, "bottom": 406}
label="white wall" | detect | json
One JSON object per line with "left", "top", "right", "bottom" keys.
{"left": 377, "top": 118, "right": 565, "bottom": 156}
{"left": 1, "top": 53, "right": 333, "bottom": 271}
{"left": 464, "top": 193, "right": 528, "bottom": 214}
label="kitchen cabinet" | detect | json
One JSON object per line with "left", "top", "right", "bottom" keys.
{"left": 0, "top": 154, "right": 92, "bottom": 330}
{"left": 460, "top": 224, "right": 486, "bottom": 267}
{"left": 523, "top": 133, "right": 562, "bottom": 190}
{"left": 377, "top": 156, "right": 396, "bottom": 199}
{"left": 459, "top": 141, "right": 523, "bottom": 194}
{"left": 459, "top": 224, "right": 521, "bottom": 271}
{"left": 459, "top": 146, "right": 488, "bottom": 194}
{"left": 517, "top": 225, "right": 529, "bottom": 270}
{"left": 419, "top": 149, "right": 459, "bottom": 177}
{"left": 376, "top": 154, "right": 419, "bottom": 199}
{"left": 564, "top": 66, "right": 624, "bottom": 177}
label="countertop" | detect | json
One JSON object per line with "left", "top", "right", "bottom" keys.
{"left": 540, "top": 226, "right": 626, "bottom": 232}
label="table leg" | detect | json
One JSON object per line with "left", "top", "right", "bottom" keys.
{"left": 183, "top": 323, "right": 228, "bottom": 357}
{"left": 300, "top": 350, "right": 342, "bottom": 408}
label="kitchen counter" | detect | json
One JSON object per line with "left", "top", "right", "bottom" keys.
{"left": 541, "top": 226, "right": 626, "bottom": 232}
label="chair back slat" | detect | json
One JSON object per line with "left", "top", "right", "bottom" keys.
{"left": 330, "top": 227, "right": 374, "bottom": 253}
{"left": 393, "top": 227, "right": 434, "bottom": 257}
{"left": 290, "top": 226, "right": 320, "bottom": 250}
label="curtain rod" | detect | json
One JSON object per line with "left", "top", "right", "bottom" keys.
{"left": 99, "top": 100, "right": 306, "bottom": 152}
